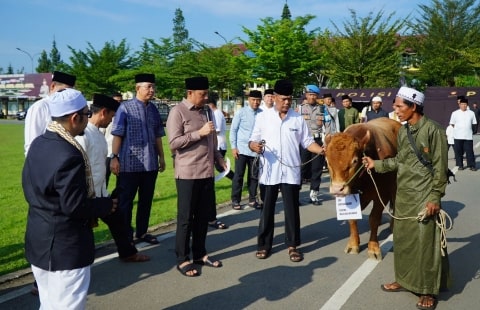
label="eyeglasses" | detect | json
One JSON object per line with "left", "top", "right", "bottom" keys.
{"left": 140, "top": 84, "right": 156, "bottom": 90}
{"left": 79, "top": 110, "right": 92, "bottom": 118}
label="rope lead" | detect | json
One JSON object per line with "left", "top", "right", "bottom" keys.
{"left": 365, "top": 168, "right": 452, "bottom": 257}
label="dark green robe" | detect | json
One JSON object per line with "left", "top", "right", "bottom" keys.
{"left": 338, "top": 107, "right": 359, "bottom": 132}
{"left": 374, "top": 116, "right": 450, "bottom": 295}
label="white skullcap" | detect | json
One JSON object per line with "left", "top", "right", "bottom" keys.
{"left": 396, "top": 87, "right": 425, "bottom": 106}
{"left": 48, "top": 88, "right": 87, "bottom": 117}
{"left": 372, "top": 96, "right": 382, "bottom": 103}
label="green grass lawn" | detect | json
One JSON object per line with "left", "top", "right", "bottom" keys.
{"left": 0, "top": 122, "right": 236, "bottom": 276}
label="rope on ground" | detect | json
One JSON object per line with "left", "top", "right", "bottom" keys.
{"left": 365, "top": 168, "right": 453, "bottom": 257}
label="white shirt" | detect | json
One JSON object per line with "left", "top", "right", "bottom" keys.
{"left": 449, "top": 109, "right": 477, "bottom": 140}
{"left": 250, "top": 108, "right": 314, "bottom": 185}
{"left": 76, "top": 122, "right": 109, "bottom": 197}
{"left": 103, "top": 121, "right": 114, "bottom": 155}
{"left": 446, "top": 125, "right": 454, "bottom": 145}
{"left": 212, "top": 108, "right": 227, "bottom": 150}
{"left": 24, "top": 96, "right": 51, "bottom": 156}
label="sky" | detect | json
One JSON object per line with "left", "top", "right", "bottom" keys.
{"left": 2, "top": 0, "right": 429, "bottom": 73}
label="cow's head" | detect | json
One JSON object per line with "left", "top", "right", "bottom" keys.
{"left": 325, "top": 130, "right": 370, "bottom": 195}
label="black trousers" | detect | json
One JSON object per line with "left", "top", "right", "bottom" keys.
{"left": 175, "top": 178, "right": 214, "bottom": 264}
{"left": 231, "top": 154, "right": 258, "bottom": 203}
{"left": 117, "top": 171, "right": 158, "bottom": 240}
{"left": 453, "top": 139, "right": 475, "bottom": 168}
{"left": 100, "top": 210, "right": 137, "bottom": 258}
{"left": 258, "top": 184, "right": 301, "bottom": 251}
{"left": 300, "top": 138, "right": 325, "bottom": 191}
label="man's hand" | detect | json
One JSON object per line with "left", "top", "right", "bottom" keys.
{"left": 362, "top": 156, "right": 375, "bottom": 169}
{"left": 110, "top": 157, "right": 120, "bottom": 176}
{"left": 248, "top": 142, "right": 263, "bottom": 155}
{"left": 199, "top": 121, "right": 215, "bottom": 137}
{"left": 231, "top": 148, "right": 240, "bottom": 159}
{"left": 425, "top": 201, "right": 440, "bottom": 217}
{"left": 158, "top": 157, "right": 166, "bottom": 172}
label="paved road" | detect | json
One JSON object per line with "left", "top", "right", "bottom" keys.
{"left": 1, "top": 144, "right": 480, "bottom": 309}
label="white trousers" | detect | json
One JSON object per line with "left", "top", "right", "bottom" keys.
{"left": 31, "top": 264, "right": 91, "bottom": 310}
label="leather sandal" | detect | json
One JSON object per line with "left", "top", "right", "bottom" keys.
{"left": 380, "top": 282, "right": 407, "bottom": 292}
{"left": 193, "top": 256, "right": 222, "bottom": 268}
{"left": 255, "top": 249, "right": 270, "bottom": 259}
{"left": 416, "top": 295, "right": 437, "bottom": 310}
{"left": 288, "top": 247, "right": 303, "bottom": 262}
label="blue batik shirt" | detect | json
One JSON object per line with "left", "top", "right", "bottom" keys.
{"left": 111, "top": 98, "right": 165, "bottom": 172}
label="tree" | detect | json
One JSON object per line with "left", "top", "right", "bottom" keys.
{"left": 281, "top": 2, "right": 292, "bottom": 20}
{"left": 172, "top": 8, "right": 192, "bottom": 54}
{"left": 49, "top": 39, "right": 63, "bottom": 70}
{"left": 36, "top": 39, "right": 64, "bottom": 73}
{"left": 36, "top": 50, "right": 51, "bottom": 73}
{"left": 410, "top": 0, "right": 480, "bottom": 86}
{"left": 66, "top": 39, "right": 134, "bottom": 98}
{"left": 242, "top": 15, "right": 321, "bottom": 94}
{"left": 320, "top": 9, "right": 406, "bottom": 88}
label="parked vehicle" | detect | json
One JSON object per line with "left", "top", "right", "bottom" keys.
{"left": 16, "top": 110, "right": 27, "bottom": 120}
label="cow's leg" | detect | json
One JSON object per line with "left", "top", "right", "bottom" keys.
{"left": 345, "top": 220, "right": 360, "bottom": 254}
{"left": 367, "top": 200, "right": 384, "bottom": 260}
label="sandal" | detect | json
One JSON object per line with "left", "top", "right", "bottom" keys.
{"left": 232, "top": 204, "right": 242, "bottom": 210}
{"left": 380, "top": 282, "right": 407, "bottom": 292}
{"left": 193, "top": 256, "right": 222, "bottom": 268}
{"left": 416, "top": 295, "right": 437, "bottom": 310}
{"left": 121, "top": 253, "right": 150, "bottom": 263}
{"left": 176, "top": 262, "right": 199, "bottom": 277}
{"left": 208, "top": 220, "right": 228, "bottom": 229}
{"left": 248, "top": 201, "right": 261, "bottom": 209}
{"left": 255, "top": 249, "right": 270, "bottom": 259}
{"left": 139, "top": 234, "right": 159, "bottom": 244}
{"left": 288, "top": 247, "right": 303, "bottom": 262}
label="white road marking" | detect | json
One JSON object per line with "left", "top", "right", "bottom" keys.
{"left": 320, "top": 234, "right": 394, "bottom": 310}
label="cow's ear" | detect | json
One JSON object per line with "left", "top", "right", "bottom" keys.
{"left": 359, "top": 129, "right": 371, "bottom": 148}
{"left": 324, "top": 134, "right": 331, "bottom": 146}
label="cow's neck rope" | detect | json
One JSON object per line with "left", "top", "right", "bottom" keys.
{"left": 365, "top": 168, "right": 452, "bottom": 256}
{"left": 342, "top": 163, "right": 365, "bottom": 187}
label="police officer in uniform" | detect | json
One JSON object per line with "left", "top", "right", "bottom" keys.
{"left": 297, "top": 85, "right": 326, "bottom": 205}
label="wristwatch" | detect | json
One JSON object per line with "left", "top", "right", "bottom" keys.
{"left": 109, "top": 153, "right": 120, "bottom": 159}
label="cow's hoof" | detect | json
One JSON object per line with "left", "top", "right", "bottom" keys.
{"left": 344, "top": 246, "right": 360, "bottom": 254}
{"left": 367, "top": 251, "right": 383, "bottom": 261}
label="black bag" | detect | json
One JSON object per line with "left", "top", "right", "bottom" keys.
{"left": 405, "top": 124, "right": 456, "bottom": 184}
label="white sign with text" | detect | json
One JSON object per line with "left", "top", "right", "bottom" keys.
{"left": 335, "top": 194, "right": 362, "bottom": 220}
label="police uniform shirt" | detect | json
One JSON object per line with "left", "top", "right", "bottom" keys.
{"left": 298, "top": 103, "right": 324, "bottom": 138}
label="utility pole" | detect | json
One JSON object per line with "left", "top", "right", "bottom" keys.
{"left": 16, "top": 47, "right": 35, "bottom": 73}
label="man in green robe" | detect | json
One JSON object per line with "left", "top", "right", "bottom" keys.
{"left": 363, "top": 86, "right": 450, "bottom": 310}
{"left": 338, "top": 94, "right": 359, "bottom": 131}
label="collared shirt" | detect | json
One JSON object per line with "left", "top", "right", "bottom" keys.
{"left": 166, "top": 99, "right": 223, "bottom": 179}
{"left": 24, "top": 96, "right": 51, "bottom": 156}
{"left": 298, "top": 103, "right": 324, "bottom": 135}
{"left": 111, "top": 98, "right": 165, "bottom": 172}
{"left": 212, "top": 108, "right": 227, "bottom": 150}
{"left": 449, "top": 109, "right": 477, "bottom": 140}
{"left": 366, "top": 108, "right": 389, "bottom": 121}
{"left": 230, "top": 105, "right": 262, "bottom": 157}
{"left": 76, "top": 122, "right": 109, "bottom": 197}
{"left": 250, "top": 108, "right": 314, "bottom": 185}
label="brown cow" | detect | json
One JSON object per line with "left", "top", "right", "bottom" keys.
{"left": 324, "top": 117, "right": 401, "bottom": 260}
